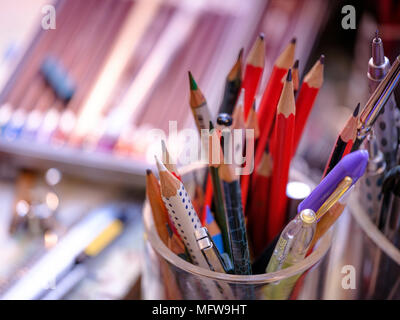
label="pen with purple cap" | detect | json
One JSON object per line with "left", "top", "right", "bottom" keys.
{"left": 263, "top": 151, "right": 368, "bottom": 299}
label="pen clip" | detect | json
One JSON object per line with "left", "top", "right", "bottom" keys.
{"left": 315, "top": 176, "right": 353, "bottom": 220}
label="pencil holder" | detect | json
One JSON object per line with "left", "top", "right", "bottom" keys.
{"left": 339, "top": 194, "right": 400, "bottom": 300}
{"left": 142, "top": 163, "right": 332, "bottom": 300}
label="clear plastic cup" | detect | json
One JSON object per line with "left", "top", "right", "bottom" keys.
{"left": 142, "top": 163, "right": 332, "bottom": 300}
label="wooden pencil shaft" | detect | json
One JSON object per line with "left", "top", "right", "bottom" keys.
{"left": 222, "top": 179, "right": 251, "bottom": 275}
{"left": 209, "top": 166, "right": 232, "bottom": 258}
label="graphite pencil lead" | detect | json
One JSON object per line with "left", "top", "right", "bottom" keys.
{"left": 286, "top": 68, "right": 292, "bottom": 81}
{"left": 146, "top": 169, "right": 152, "bottom": 175}
{"left": 259, "top": 32, "right": 265, "bottom": 40}
{"left": 353, "top": 103, "right": 360, "bottom": 117}
{"left": 188, "top": 71, "right": 197, "bottom": 90}
{"left": 319, "top": 54, "right": 325, "bottom": 65}
{"left": 293, "top": 59, "right": 299, "bottom": 69}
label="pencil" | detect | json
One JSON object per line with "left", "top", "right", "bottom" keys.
{"left": 266, "top": 69, "right": 296, "bottom": 242}
{"left": 155, "top": 156, "right": 224, "bottom": 299}
{"left": 219, "top": 162, "right": 252, "bottom": 275}
{"left": 323, "top": 103, "right": 360, "bottom": 177}
{"left": 247, "top": 142, "right": 272, "bottom": 256}
{"left": 161, "top": 139, "right": 180, "bottom": 179}
{"left": 292, "top": 55, "right": 324, "bottom": 155}
{"left": 204, "top": 205, "right": 225, "bottom": 254}
{"left": 188, "top": 71, "right": 212, "bottom": 132}
{"left": 166, "top": 223, "right": 188, "bottom": 261}
{"left": 145, "top": 169, "right": 170, "bottom": 246}
{"left": 292, "top": 60, "right": 299, "bottom": 97}
{"left": 242, "top": 34, "right": 265, "bottom": 120}
{"left": 155, "top": 156, "right": 206, "bottom": 267}
{"left": 253, "top": 38, "right": 296, "bottom": 180}
{"left": 245, "top": 101, "right": 260, "bottom": 139}
{"left": 218, "top": 48, "right": 243, "bottom": 115}
{"left": 208, "top": 122, "right": 232, "bottom": 259}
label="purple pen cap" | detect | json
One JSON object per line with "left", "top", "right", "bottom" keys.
{"left": 298, "top": 150, "right": 368, "bottom": 214}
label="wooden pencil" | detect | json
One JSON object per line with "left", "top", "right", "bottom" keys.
{"left": 292, "top": 59, "right": 299, "bottom": 96}
{"left": 166, "top": 223, "right": 188, "bottom": 261}
{"left": 266, "top": 69, "right": 296, "bottom": 243}
{"left": 208, "top": 122, "right": 232, "bottom": 259}
{"left": 188, "top": 71, "right": 212, "bottom": 132}
{"left": 247, "top": 142, "right": 272, "bottom": 256}
{"left": 145, "top": 169, "right": 170, "bottom": 246}
{"left": 218, "top": 48, "right": 243, "bottom": 115}
{"left": 245, "top": 101, "right": 260, "bottom": 139}
{"left": 253, "top": 38, "right": 296, "bottom": 182}
{"left": 241, "top": 34, "right": 265, "bottom": 120}
{"left": 161, "top": 139, "right": 180, "bottom": 179}
{"left": 155, "top": 156, "right": 207, "bottom": 266}
{"left": 323, "top": 103, "right": 360, "bottom": 176}
{"left": 219, "top": 162, "right": 252, "bottom": 275}
{"left": 292, "top": 55, "right": 324, "bottom": 155}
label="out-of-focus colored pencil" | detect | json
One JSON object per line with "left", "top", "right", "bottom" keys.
{"left": 292, "top": 55, "right": 324, "bottom": 155}
{"left": 247, "top": 142, "right": 272, "bottom": 256}
{"left": 323, "top": 103, "right": 360, "bottom": 177}
{"left": 218, "top": 48, "right": 243, "bottom": 115}
{"left": 145, "top": 169, "right": 170, "bottom": 245}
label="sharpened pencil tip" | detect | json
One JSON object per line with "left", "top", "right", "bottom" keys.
{"left": 293, "top": 59, "right": 299, "bottom": 69}
{"left": 259, "top": 33, "right": 265, "bottom": 40}
{"left": 188, "top": 71, "right": 197, "bottom": 90}
{"left": 238, "top": 47, "right": 244, "bottom": 59}
{"left": 209, "top": 121, "right": 214, "bottom": 130}
{"left": 353, "top": 103, "right": 360, "bottom": 117}
{"left": 286, "top": 68, "right": 292, "bottom": 81}
{"left": 146, "top": 169, "right": 152, "bottom": 175}
{"left": 319, "top": 54, "right": 325, "bottom": 65}
{"left": 265, "top": 141, "right": 270, "bottom": 153}
{"left": 291, "top": 37, "right": 297, "bottom": 44}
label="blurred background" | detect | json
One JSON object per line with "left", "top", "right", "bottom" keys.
{"left": 0, "top": 0, "right": 398, "bottom": 299}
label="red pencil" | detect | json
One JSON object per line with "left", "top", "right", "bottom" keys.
{"left": 241, "top": 33, "right": 265, "bottom": 120}
{"left": 247, "top": 142, "right": 273, "bottom": 256}
{"left": 292, "top": 55, "right": 324, "bottom": 155}
{"left": 266, "top": 69, "right": 295, "bottom": 243}
{"left": 253, "top": 39, "right": 296, "bottom": 173}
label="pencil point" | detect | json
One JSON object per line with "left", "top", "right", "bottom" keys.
{"left": 188, "top": 71, "right": 197, "bottom": 90}
{"left": 252, "top": 100, "right": 256, "bottom": 110}
{"left": 291, "top": 37, "right": 297, "bottom": 44}
{"left": 146, "top": 169, "right": 152, "bottom": 175}
{"left": 293, "top": 59, "right": 299, "bottom": 69}
{"left": 286, "top": 68, "right": 292, "bottom": 81}
{"left": 259, "top": 32, "right": 265, "bottom": 40}
{"left": 319, "top": 54, "right": 325, "bottom": 65}
{"left": 265, "top": 141, "right": 270, "bottom": 153}
{"left": 209, "top": 121, "right": 214, "bottom": 130}
{"left": 154, "top": 155, "right": 166, "bottom": 173}
{"left": 238, "top": 47, "right": 244, "bottom": 59}
{"left": 353, "top": 103, "right": 360, "bottom": 117}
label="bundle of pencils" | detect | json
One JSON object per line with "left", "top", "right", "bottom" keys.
{"left": 145, "top": 33, "right": 330, "bottom": 300}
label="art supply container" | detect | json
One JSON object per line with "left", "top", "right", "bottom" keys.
{"left": 142, "top": 163, "right": 332, "bottom": 300}
{"left": 319, "top": 191, "right": 400, "bottom": 300}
